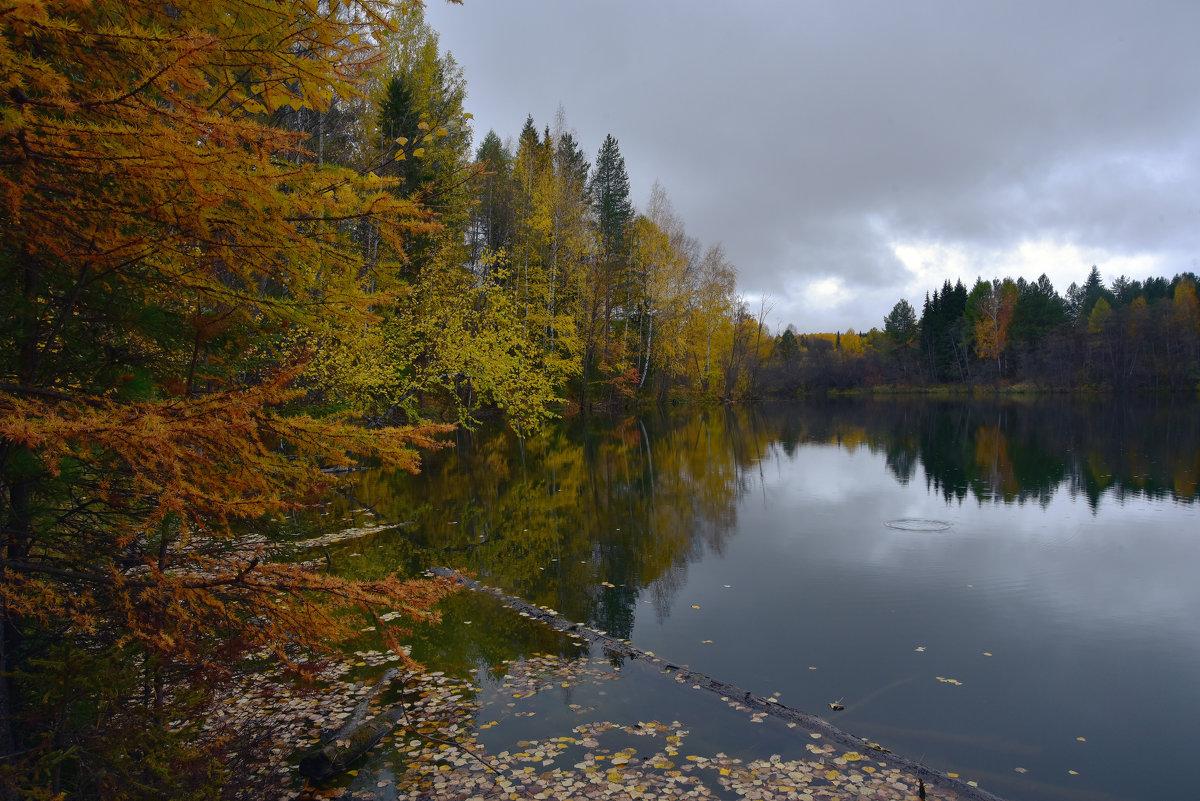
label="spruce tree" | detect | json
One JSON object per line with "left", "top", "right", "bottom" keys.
{"left": 473, "top": 130, "right": 514, "bottom": 254}
{"left": 379, "top": 76, "right": 427, "bottom": 194}
{"left": 591, "top": 134, "right": 633, "bottom": 263}
{"left": 555, "top": 132, "right": 591, "bottom": 195}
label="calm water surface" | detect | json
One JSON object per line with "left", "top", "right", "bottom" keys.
{"left": 318, "top": 398, "right": 1200, "bottom": 801}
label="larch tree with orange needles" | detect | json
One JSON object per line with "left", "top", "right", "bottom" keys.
{"left": 0, "top": 1, "right": 559, "bottom": 798}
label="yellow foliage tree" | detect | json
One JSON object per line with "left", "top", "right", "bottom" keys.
{"left": 970, "top": 278, "right": 1019, "bottom": 376}
{"left": 628, "top": 183, "right": 695, "bottom": 395}
{"left": 1173, "top": 276, "right": 1199, "bottom": 335}
{"left": 681, "top": 244, "right": 738, "bottom": 397}
{"left": 840, "top": 328, "right": 865, "bottom": 355}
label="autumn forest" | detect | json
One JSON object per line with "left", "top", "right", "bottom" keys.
{"left": 1, "top": 1, "right": 1199, "bottom": 799}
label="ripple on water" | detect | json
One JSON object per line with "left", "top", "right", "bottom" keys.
{"left": 884, "top": 518, "right": 954, "bottom": 532}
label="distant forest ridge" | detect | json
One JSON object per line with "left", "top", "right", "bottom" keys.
{"left": 762, "top": 266, "right": 1199, "bottom": 394}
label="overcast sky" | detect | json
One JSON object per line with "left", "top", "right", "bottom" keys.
{"left": 423, "top": 0, "right": 1200, "bottom": 334}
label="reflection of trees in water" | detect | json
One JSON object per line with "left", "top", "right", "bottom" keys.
{"left": 760, "top": 398, "right": 1199, "bottom": 509}
{"left": 317, "top": 399, "right": 1196, "bottom": 643}
{"left": 334, "top": 406, "right": 773, "bottom": 640}
{"left": 884, "top": 442, "right": 919, "bottom": 485}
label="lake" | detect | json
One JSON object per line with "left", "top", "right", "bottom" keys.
{"left": 314, "top": 397, "right": 1200, "bottom": 801}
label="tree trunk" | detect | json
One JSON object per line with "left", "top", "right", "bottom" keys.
{"left": 295, "top": 668, "right": 419, "bottom": 781}
{"left": 0, "top": 472, "right": 33, "bottom": 790}
{"left": 639, "top": 313, "right": 652, "bottom": 389}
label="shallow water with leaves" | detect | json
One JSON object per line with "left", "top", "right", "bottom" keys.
{"left": 302, "top": 398, "right": 1199, "bottom": 801}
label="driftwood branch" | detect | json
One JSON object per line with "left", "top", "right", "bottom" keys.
{"left": 296, "top": 668, "right": 414, "bottom": 781}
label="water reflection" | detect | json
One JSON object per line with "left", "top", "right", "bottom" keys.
{"left": 771, "top": 397, "right": 1199, "bottom": 508}
{"left": 315, "top": 397, "right": 1199, "bottom": 801}
{"left": 326, "top": 397, "right": 1197, "bottom": 636}
{"left": 328, "top": 408, "right": 753, "bottom": 639}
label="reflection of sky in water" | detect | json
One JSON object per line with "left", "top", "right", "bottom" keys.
{"left": 631, "top": 427, "right": 1200, "bottom": 801}
{"left": 337, "top": 399, "right": 1200, "bottom": 801}
{"left": 764, "top": 446, "right": 1200, "bottom": 641}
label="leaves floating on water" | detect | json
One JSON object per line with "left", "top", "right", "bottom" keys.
{"left": 828, "top": 699, "right": 845, "bottom": 711}
{"left": 238, "top": 650, "right": 989, "bottom": 801}
{"left": 935, "top": 676, "right": 964, "bottom": 686}
{"left": 691, "top": 604, "right": 701, "bottom": 609}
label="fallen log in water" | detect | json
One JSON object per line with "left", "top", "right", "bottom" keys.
{"left": 295, "top": 668, "right": 415, "bottom": 781}
{"left": 429, "top": 566, "right": 1009, "bottom": 801}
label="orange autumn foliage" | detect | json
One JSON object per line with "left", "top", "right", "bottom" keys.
{"left": 0, "top": 1, "right": 469, "bottom": 796}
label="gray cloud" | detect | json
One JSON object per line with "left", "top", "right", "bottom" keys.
{"left": 425, "top": 0, "right": 1200, "bottom": 331}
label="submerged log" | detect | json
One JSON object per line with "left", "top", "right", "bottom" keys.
{"left": 429, "top": 567, "right": 1009, "bottom": 801}
{"left": 297, "top": 706, "right": 408, "bottom": 781}
{"left": 295, "top": 668, "right": 415, "bottom": 781}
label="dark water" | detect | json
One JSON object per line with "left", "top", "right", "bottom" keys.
{"left": 318, "top": 398, "right": 1200, "bottom": 801}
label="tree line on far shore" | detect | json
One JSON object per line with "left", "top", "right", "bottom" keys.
{"left": 757, "top": 267, "right": 1200, "bottom": 396}
{"left": 460, "top": 114, "right": 1200, "bottom": 401}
